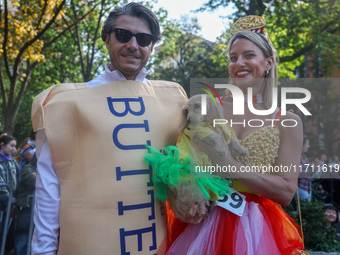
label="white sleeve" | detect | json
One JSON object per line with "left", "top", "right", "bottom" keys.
{"left": 31, "top": 129, "right": 60, "bottom": 255}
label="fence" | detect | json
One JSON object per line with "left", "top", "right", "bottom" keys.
{"left": 0, "top": 184, "right": 34, "bottom": 255}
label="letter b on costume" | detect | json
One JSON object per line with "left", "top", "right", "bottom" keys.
{"left": 107, "top": 97, "right": 145, "bottom": 117}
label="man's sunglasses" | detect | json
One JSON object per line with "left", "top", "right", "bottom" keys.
{"left": 109, "top": 28, "right": 154, "bottom": 47}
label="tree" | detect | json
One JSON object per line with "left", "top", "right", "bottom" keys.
{"left": 7, "top": 0, "right": 165, "bottom": 140}
{"left": 149, "top": 16, "right": 229, "bottom": 93}
{"left": 0, "top": 0, "right": 99, "bottom": 134}
{"left": 284, "top": 200, "right": 340, "bottom": 252}
{"left": 196, "top": 0, "right": 340, "bottom": 76}
{"left": 66, "top": 0, "right": 120, "bottom": 82}
{"left": 12, "top": 26, "right": 83, "bottom": 141}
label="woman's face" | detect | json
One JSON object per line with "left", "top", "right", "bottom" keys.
{"left": 325, "top": 208, "right": 338, "bottom": 224}
{"left": 0, "top": 140, "right": 17, "bottom": 156}
{"left": 229, "top": 38, "right": 273, "bottom": 91}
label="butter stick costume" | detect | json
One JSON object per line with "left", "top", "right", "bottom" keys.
{"left": 31, "top": 80, "right": 187, "bottom": 254}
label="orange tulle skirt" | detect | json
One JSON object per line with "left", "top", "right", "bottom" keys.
{"left": 166, "top": 193, "right": 308, "bottom": 255}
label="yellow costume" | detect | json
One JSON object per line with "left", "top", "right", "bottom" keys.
{"left": 32, "top": 80, "right": 187, "bottom": 255}
{"left": 177, "top": 123, "right": 235, "bottom": 167}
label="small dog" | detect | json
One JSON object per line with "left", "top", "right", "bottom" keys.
{"left": 168, "top": 94, "right": 248, "bottom": 222}
{"left": 181, "top": 94, "right": 248, "bottom": 158}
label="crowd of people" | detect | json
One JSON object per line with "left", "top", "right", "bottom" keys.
{"left": 295, "top": 135, "right": 340, "bottom": 243}
{"left": 297, "top": 135, "right": 339, "bottom": 205}
{"left": 0, "top": 2, "right": 340, "bottom": 255}
{"left": 0, "top": 131, "right": 37, "bottom": 254}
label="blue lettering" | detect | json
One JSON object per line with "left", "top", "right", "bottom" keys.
{"left": 107, "top": 97, "right": 145, "bottom": 117}
{"left": 118, "top": 190, "right": 155, "bottom": 220}
{"left": 119, "top": 223, "right": 157, "bottom": 255}
{"left": 113, "top": 120, "right": 151, "bottom": 150}
{"left": 116, "top": 165, "right": 152, "bottom": 186}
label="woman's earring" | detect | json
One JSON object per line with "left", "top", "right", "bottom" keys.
{"left": 265, "top": 70, "right": 269, "bottom": 78}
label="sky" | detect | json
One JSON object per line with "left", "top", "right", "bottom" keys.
{"left": 152, "top": 0, "right": 234, "bottom": 42}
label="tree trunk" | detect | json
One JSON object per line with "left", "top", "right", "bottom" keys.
{"left": 3, "top": 109, "right": 16, "bottom": 135}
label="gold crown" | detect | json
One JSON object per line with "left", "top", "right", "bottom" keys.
{"left": 230, "top": 15, "right": 267, "bottom": 34}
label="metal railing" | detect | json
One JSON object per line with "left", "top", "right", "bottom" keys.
{"left": 0, "top": 183, "right": 14, "bottom": 255}
{"left": 26, "top": 193, "right": 35, "bottom": 255}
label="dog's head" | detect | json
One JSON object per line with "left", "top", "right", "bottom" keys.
{"left": 180, "top": 94, "right": 223, "bottom": 130}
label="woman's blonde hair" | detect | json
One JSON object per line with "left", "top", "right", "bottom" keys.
{"left": 226, "top": 31, "right": 279, "bottom": 109}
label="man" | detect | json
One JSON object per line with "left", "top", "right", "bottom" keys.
{"left": 31, "top": 3, "right": 187, "bottom": 254}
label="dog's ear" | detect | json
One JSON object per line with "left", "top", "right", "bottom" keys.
{"left": 215, "top": 102, "right": 223, "bottom": 119}
{"left": 179, "top": 104, "right": 188, "bottom": 131}
{"left": 204, "top": 96, "right": 223, "bottom": 122}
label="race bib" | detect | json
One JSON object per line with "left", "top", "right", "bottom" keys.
{"left": 216, "top": 188, "right": 246, "bottom": 216}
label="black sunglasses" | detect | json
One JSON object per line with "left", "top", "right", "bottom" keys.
{"left": 109, "top": 28, "right": 154, "bottom": 47}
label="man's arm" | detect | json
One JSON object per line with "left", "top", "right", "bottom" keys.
{"left": 32, "top": 130, "right": 60, "bottom": 255}
{"left": 20, "top": 165, "right": 36, "bottom": 189}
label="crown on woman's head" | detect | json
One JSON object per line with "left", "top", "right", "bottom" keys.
{"left": 230, "top": 15, "right": 267, "bottom": 35}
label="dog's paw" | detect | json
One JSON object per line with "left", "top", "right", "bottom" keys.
{"left": 202, "top": 134, "right": 226, "bottom": 156}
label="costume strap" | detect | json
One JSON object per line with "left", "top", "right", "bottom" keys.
{"left": 273, "top": 108, "right": 281, "bottom": 126}
{"left": 297, "top": 185, "right": 305, "bottom": 248}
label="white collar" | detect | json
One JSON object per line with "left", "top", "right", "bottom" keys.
{"left": 104, "top": 63, "right": 149, "bottom": 84}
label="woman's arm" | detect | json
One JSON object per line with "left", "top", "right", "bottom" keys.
{"left": 201, "top": 112, "right": 303, "bottom": 206}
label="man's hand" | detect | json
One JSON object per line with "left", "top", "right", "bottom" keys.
{"left": 168, "top": 181, "right": 210, "bottom": 224}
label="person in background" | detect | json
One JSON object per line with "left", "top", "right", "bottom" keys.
{"left": 13, "top": 153, "right": 36, "bottom": 255}
{"left": 328, "top": 155, "right": 339, "bottom": 169}
{"left": 324, "top": 203, "right": 340, "bottom": 241}
{"left": 0, "top": 135, "right": 20, "bottom": 240}
{"left": 320, "top": 153, "right": 328, "bottom": 166}
{"left": 314, "top": 183, "right": 331, "bottom": 203}
{"left": 17, "top": 130, "right": 36, "bottom": 167}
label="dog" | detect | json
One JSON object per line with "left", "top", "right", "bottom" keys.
{"left": 181, "top": 94, "right": 248, "bottom": 158}
{"left": 168, "top": 94, "right": 248, "bottom": 222}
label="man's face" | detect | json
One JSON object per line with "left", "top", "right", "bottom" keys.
{"left": 105, "top": 15, "right": 154, "bottom": 80}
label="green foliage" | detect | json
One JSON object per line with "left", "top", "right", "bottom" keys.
{"left": 196, "top": 0, "right": 340, "bottom": 77}
{"left": 12, "top": 31, "right": 83, "bottom": 142}
{"left": 148, "top": 16, "right": 229, "bottom": 93}
{"left": 8, "top": 0, "right": 163, "bottom": 138}
{"left": 284, "top": 200, "right": 340, "bottom": 252}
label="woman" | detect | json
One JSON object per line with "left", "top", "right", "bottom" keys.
{"left": 0, "top": 135, "right": 20, "bottom": 236}
{"left": 324, "top": 203, "right": 340, "bottom": 241}
{"left": 167, "top": 16, "right": 307, "bottom": 254}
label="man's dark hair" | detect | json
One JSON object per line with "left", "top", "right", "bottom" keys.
{"left": 101, "top": 2, "right": 161, "bottom": 43}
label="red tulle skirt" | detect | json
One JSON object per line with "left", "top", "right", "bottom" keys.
{"left": 166, "top": 193, "right": 308, "bottom": 255}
